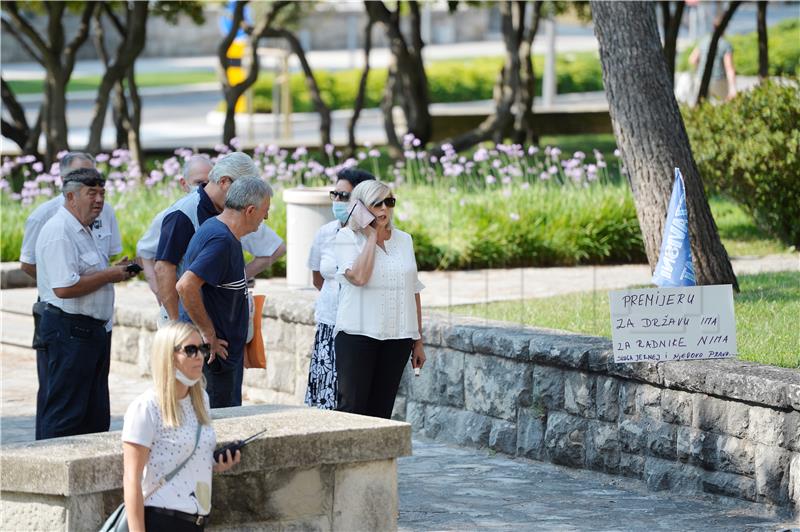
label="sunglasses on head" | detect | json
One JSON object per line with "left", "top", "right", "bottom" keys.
{"left": 372, "top": 197, "right": 396, "bottom": 208}
{"left": 65, "top": 177, "right": 106, "bottom": 187}
{"left": 175, "top": 343, "right": 212, "bottom": 359}
{"left": 330, "top": 191, "right": 351, "bottom": 201}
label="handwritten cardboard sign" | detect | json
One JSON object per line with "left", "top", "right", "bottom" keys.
{"left": 609, "top": 285, "right": 737, "bottom": 363}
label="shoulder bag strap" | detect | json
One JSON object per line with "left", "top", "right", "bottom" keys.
{"left": 142, "top": 421, "right": 204, "bottom": 499}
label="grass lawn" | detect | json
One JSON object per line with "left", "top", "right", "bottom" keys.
{"left": 7, "top": 71, "right": 217, "bottom": 95}
{"left": 446, "top": 271, "right": 800, "bottom": 368}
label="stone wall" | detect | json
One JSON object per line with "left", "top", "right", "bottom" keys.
{"left": 109, "top": 285, "right": 800, "bottom": 518}
{"left": 0, "top": 405, "right": 411, "bottom": 531}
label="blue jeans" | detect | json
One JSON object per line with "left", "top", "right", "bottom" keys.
{"left": 203, "top": 356, "right": 243, "bottom": 408}
{"left": 37, "top": 306, "right": 111, "bottom": 440}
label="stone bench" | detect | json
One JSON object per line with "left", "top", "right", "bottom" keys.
{"left": 0, "top": 404, "right": 411, "bottom": 531}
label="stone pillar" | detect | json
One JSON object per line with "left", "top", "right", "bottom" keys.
{"left": 283, "top": 187, "right": 333, "bottom": 289}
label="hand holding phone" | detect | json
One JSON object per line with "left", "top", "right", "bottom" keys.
{"left": 126, "top": 263, "right": 143, "bottom": 275}
{"left": 213, "top": 428, "right": 267, "bottom": 463}
{"left": 345, "top": 200, "right": 375, "bottom": 230}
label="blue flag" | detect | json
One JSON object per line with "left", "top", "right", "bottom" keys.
{"left": 652, "top": 168, "right": 696, "bottom": 287}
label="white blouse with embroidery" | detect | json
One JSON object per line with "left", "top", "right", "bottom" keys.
{"left": 334, "top": 227, "right": 424, "bottom": 340}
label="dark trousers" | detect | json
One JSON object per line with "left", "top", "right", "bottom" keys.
{"left": 37, "top": 306, "right": 111, "bottom": 440}
{"left": 32, "top": 301, "right": 47, "bottom": 440}
{"left": 203, "top": 357, "right": 243, "bottom": 409}
{"left": 334, "top": 332, "right": 413, "bottom": 419}
{"left": 144, "top": 507, "right": 205, "bottom": 531}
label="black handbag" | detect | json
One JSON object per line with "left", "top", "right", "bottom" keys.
{"left": 99, "top": 422, "right": 203, "bottom": 532}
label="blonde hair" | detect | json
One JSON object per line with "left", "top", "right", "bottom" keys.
{"left": 151, "top": 321, "right": 211, "bottom": 428}
{"left": 348, "top": 180, "right": 394, "bottom": 231}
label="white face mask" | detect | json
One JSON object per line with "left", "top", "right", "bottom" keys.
{"left": 175, "top": 368, "right": 200, "bottom": 387}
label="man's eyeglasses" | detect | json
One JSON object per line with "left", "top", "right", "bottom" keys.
{"left": 175, "top": 343, "right": 212, "bottom": 359}
{"left": 372, "top": 197, "right": 396, "bottom": 208}
{"left": 330, "top": 191, "right": 351, "bottom": 201}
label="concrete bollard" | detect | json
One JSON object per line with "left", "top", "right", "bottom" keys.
{"left": 282, "top": 186, "right": 333, "bottom": 289}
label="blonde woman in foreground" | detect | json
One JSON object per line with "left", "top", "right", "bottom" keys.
{"left": 122, "top": 321, "right": 240, "bottom": 531}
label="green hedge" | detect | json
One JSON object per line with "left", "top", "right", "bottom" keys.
{"left": 683, "top": 80, "right": 800, "bottom": 247}
{"left": 249, "top": 52, "right": 604, "bottom": 113}
{"left": 677, "top": 18, "right": 799, "bottom": 76}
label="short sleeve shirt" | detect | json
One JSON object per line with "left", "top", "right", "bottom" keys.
{"left": 122, "top": 388, "right": 216, "bottom": 516}
{"left": 35, "top": 206, "right": 115, "bottom": 328}
{"left": 179, "top": 218, "right": 248, "bottom": 368}
{"left": 21, "top": 195, "right": 122, "bottom": 265}
{"left": 334, "top": 227, "right": 424, "bottom": 340}
{"left": 307, "top": 220, "right": 341, "bottom": 326}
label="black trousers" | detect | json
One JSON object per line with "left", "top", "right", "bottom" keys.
{"left": 334, "top": 332, "right": 413, "bottom": 419}
{"left": 37, "top": 305, "right": 111, "bottom": 440}
{"left": 144, "top": 507, "right": 205, "bottom": 531}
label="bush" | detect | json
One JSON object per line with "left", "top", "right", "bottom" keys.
{"left": 677, "top": 18, "right": 799, "bottom": 76}
{"left": 683, "top": 80, "right": 800, "bottom": 247}
{"left": 249, "top": 53, "right": 604, "bottom": 113}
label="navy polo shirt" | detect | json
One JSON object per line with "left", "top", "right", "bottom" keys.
{"left": 155, "top": 185, "right": 217, "bottom": 266}
{"left": 179, "top": 218, "right": 248, "bottom": 370}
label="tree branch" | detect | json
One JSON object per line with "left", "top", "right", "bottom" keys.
{"left": 1, "top": 76, "right": 30, "bottom": 134}
{"left": 697, "top": 1, "right": 740, "bottom": 103}
{"left": 102, "top": 1, "right": 126, "bottom": 36}
{"left": 1, "top": 17, "right": 44, "bottom": 65}
{"left": 2, "top": 1, "right": 50, "bottom": 58}
{"left": 63, "top": 1, "right": 96, "bottom": 79}
{"left": 348, "top": 16, "right": 376, "bottom": 152}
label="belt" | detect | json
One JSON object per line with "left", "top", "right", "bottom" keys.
{"left": 147, "top": 506, "right": 209, "bottom": 527}
{"left": 43, "top": 303, "right": 107, "bottom": 327}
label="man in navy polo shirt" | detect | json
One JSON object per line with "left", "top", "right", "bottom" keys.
{"left": 176, "top": 177, "right": 273, "bottom": 408}
{"left": 152, "top": 152, "right": 285, "bottom": 323}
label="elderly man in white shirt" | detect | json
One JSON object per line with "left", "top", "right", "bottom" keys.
{"left": 35, "top": 167, "right": 136, "bottom": 440}
{"left": 19, "top": 152, "right": 123, "bottom": 440}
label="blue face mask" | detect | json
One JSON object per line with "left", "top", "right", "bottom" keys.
{"left": 332, "top": 202, "right": 350, "bottom": 224}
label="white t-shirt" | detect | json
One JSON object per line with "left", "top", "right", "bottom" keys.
{"left": 334, "top": 227, "right": 424, "bottom": 340}
{"left": 20, "top": 195, "right": 122, "bottom": 265}
{"left": 307, "top": 220, "right": 341, "bottom": 326}
{"left": 35, "top": 207, "right": 115, "bottom": 330}
{"left": 122, "top": 388, "right": 216, "bottom": 516}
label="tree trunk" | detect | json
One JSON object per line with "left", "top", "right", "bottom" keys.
{"left": 592, "top": 1, "right": 738, "bottom": 289}
{"left": 348, "top": 17, "right": 376, "bottom": 153}
{"left": 513, "top": 0, "right": 543, "bottom": 145}
{"left": 264, "top": 28, "right": 332, "bottom": 146}
{"left": 696, "top": 1, "right": 740, "bottom": 103}
{"left": 124, "top": 66, "right": 144, "bottom": 170}
{"left": 92, "top": 8, "right": 128, "bottom": 149}
{"left": 660, "top": 1, "right": 685, "bottom": 83}
{"left": 757, "top": 2, "right": 768, "bottom": 80}
{"left": 365, "top": 1, "right": 432, "bottom": 145}
{"left": 86, "top": 1, "right": 148, "bottom": 154}
{"left": 1, "top": 77, "right": 31, "bottom": 151}
{"left": 381, "top": 63, "right": 402, "bottom": 159}
{"left": 436, "top": 0, "right": 525, "bottom": 153}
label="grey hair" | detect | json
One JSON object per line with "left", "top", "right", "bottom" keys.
{"left": 348, "top": 180, "right": 393, "bottom": 231}
{"left": 208, "top": 152, "right": 259, "bottom": 183}
{"left": 182, "top": 154, "right": 212, "bottom": 181}
{"left": 60, "top": 152, "right": 95, "bottom": 178}
{"left": 224, "top": 177, "right": 273, "bottom": 211}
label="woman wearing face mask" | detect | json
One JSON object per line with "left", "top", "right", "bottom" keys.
{"left": 333, "top": 180, "right": 426, "bottom": 419}
{"left": 121, "top": 321, "right": 240, "bottom": 531}
{"left": 305, "top": 168, "right": 375, "bottom": 409}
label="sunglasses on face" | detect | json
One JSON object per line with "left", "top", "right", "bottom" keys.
{"left": 175, "top": 343, "right": 212, "bottom": 359}
{"left": 330, "top": 191, "right": 351, "bottom": 201}
{"left": 372, "top": 197, "right": 396, "bottom": 208}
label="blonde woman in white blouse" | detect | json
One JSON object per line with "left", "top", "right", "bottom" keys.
{"left": 334, "top": 180, "right": 426, "bottom": 419}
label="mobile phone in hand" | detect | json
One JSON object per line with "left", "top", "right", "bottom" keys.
{"left": 345, "top": 200, "right": 376, "bottom": 229}
{"left": 126, "top": 263, "right": 143, "bottom": 275}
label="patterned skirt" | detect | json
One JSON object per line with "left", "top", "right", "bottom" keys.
{"left": 305, "top": 322, "right": 337, "bottom": 409}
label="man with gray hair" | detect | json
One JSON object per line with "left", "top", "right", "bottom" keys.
{"left": 19, "top": 152, "right": 123, "bottom": 440}
{"left": 34, "top": 167, "right": 137, "bottom": 439}
{"left": 152, "top": 152, "right": 285, "bottom": 322}
{"left": 177, "top": 177, "right": 273, "bottom": 408}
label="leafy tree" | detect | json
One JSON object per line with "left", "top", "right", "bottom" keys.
{"left": 592, "top": 0, "right": 737, "bottom": 289}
